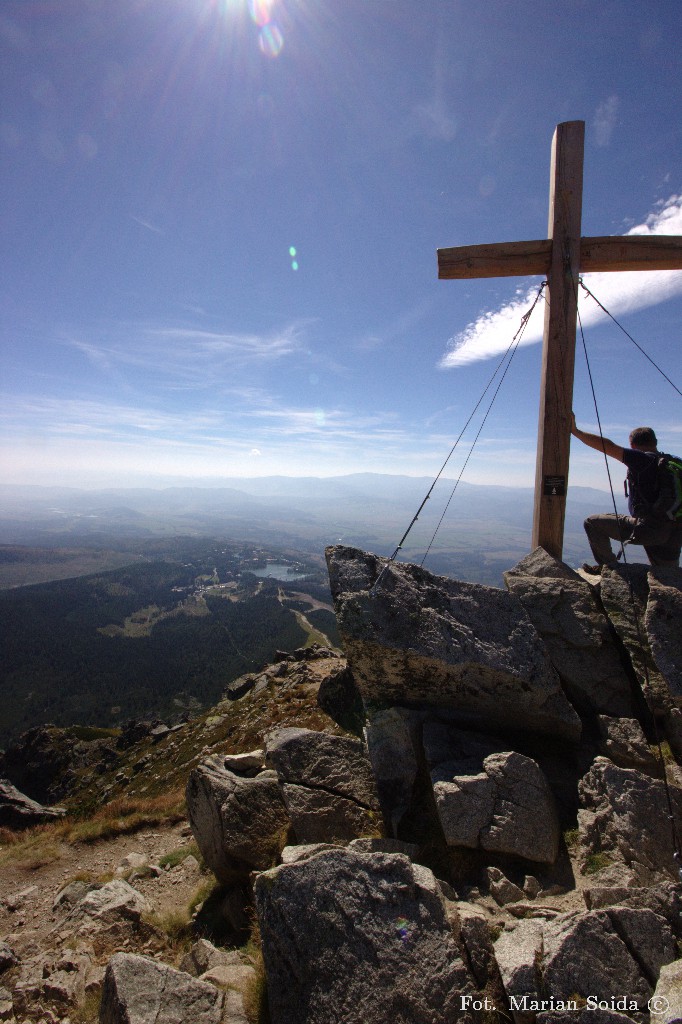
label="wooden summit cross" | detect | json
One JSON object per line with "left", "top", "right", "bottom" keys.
{"left": 438, "top": 120, "right": 682, "bottom": 560}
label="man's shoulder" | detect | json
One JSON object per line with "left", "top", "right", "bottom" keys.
{"left": 622, "top": 448, "right": 659, "bottom": 470}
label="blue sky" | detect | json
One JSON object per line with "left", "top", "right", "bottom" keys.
{"left": 2, "top": 0, "right": 681, "bottom": 491}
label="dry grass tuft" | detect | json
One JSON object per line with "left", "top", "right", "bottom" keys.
{"left": 0, "top": 823, "right": 64, "bottom": 870}
{"left": 144, "top": 877, "right": 216, "bottom": 951}
{"left": 0, "top": 790, "right": 186, "bottom": 868}
{"left": 65, "top": 790, "right": 186, "bottom": 844}
{"left": 69, "top": 990, "right": 102, "bottom": 1023}
{"left": 243, "top": 920, "right": 270, "bottom": 1024}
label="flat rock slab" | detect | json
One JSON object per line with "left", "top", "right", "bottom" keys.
{"left": 326, "top": 546, "right": 580, "bottom": 741}
{"left": 100, "top": 952, "right": 224, "bottom": 1024}
{"left": 0, "top": 778, "right": 66, "bottom": 829}
{"left": 254, "top": 848, "right": 474, "bottom": 1024}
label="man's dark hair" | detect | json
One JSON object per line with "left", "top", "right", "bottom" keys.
{"left": 629, "top": 426, "right": 657, "bottom": 448}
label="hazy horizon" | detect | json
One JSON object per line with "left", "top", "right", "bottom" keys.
{"left": 0, "top": 470, "right": 616, "bottom": 497}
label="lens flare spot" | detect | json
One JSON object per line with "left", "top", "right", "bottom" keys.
{"left": 395, "top": 917, "right": 411, "bottom": 942}
{"left": 289, "top": 246, "right": 297, "bottom": 257}
{"left": 259, "top": 22, "right": 284, "bottom": 58}
{"left": 314, "top": 408, "right": 326, "bottom": 427}
{"left": 291, "top": 261, "right": 299, "bottom": 271}
{"left": 248, "top": 0, "right": 273, "bottom": 27}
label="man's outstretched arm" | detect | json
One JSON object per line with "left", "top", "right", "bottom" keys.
{"left": 570, "top": 414, "right": 625, "bottom": 462}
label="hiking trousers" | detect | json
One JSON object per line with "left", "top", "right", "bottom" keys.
{"left": 584, "top": 513, "right": 682, "bottom": 567}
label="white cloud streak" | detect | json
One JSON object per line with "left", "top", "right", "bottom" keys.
{"left": 440, "top": 195, "right": 682, "bottom": 369}
{"left": 594, "top": 95, "right": 620, "bottom": 147}
{"left": 68, "top": 320, "right": 308, "bottom": 390}
{"left": 410, "top": 56, "right": 457, "bottom": 142}
{"left": 130, "top": 215, "right": 163, "bottom": 234}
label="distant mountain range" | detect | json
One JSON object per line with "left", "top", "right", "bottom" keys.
{"left": 0, "top": 473, "right": 637, "bottom": 584}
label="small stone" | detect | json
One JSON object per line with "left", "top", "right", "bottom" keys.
{"left": 0, "top": 943, "right": 18, "bottom": 972}
{"left": 486, "top": 867, "right": 525, "bottom": 906}
{"left": 523, "top": 875, "right": 542, "bottom": 899}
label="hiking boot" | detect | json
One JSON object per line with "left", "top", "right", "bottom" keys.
{"left": 581, "top": 562, "right": 603, "bottom": 575}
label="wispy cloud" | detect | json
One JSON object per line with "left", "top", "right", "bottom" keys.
{"left": 440, "top": 194, "right": 682, "bottom": 368}
{"left": 0, "top": 388, "right": 475, "bottom": 484}
{"left": 410, "top": 58, "right": 457, "bottom": 142}
{"left": 146, "top": 325, "right": 304, "bottom": 360}
{"left": 130, "top": 215, "right": 164, "bottom": 234}
{"left": 593, "top": 95, "right": 620, "bottom": 148}
{"left": 354, "top": 297, "right": 434, "bottom": 352}
{"left": 67, "top": 320, "right": 309, "bottom": 390}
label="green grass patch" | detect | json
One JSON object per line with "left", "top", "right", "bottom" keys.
{"left": 653, "top": 740, "right": 677, "bottom": 766}
{"left": 67, "top": 725, "right": 120, "bottom": 741}
{"left": 583, "top": 851, "right": 613, "bottom": 875}
{"left": 158, "top": 842, "right": 201, "bottom": 870}
{"left": 563, "top": 827, "right": 580, "bottom": 852}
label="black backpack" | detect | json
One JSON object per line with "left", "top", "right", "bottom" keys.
{"left": 654, "top": 453, "right": 682, "bottom": 522}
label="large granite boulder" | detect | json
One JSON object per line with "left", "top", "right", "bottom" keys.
{"left": 265, "top": 728, "right": 379, "bottom": 809}
{"left": 650, "top": 959, "right": 682, "bottom": 1024}
{"left": 432, "top": 749, "right": 559, "bottom": 863}
{"left": 186, "top": 755, "right": 290, "bottom": 881}
{"left": 254, "top": 848, "right": 475, "bottom": 1024}
{"left": 494, "top": 907, "right": 676, "bottom": 1016}
{"left": 504, "top": 548, "right": 634, "bottom": 715}
{"left": 100, "top": 953, "right": 225, "bottom": 1024}
{"left": 265, "top": 728, "right": 381, "bottom": 843}
{"left": 326, "top": 546, "right": 580, "bottom": 742}
{"left": 277, "top": 784, "right": 376, "bottom": 844}
{"left": 578, "top": 757, "right": 682, "bottom": 884}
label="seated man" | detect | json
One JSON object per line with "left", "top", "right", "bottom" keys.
{"left": 570, "top": 414, "right": 682, "bottom": 571}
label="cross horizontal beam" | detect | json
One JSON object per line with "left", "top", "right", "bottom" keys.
{"left": 438, "top": 234, "right": 682, "bottom": 279}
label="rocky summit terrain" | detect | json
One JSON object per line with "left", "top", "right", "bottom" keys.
{"left": 1, "top": 545, "right": 682, "bottom": 1024}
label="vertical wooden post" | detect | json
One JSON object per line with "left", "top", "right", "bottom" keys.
{"left": 531, "top": 121, "right": 584, "bottom": 558}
